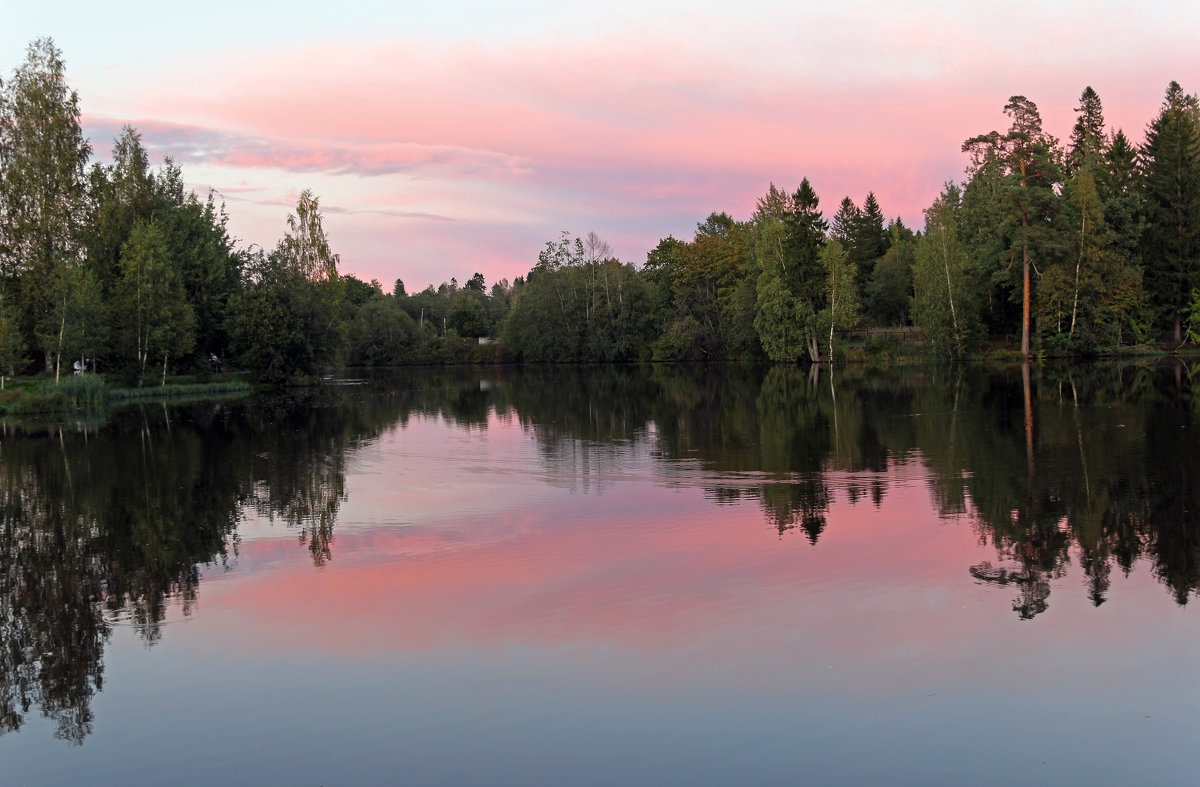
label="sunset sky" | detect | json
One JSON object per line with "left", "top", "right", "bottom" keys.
{"left": 6, "top": 2, "right": 1196, "bottom": 290}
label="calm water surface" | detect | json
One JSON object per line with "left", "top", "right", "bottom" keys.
{"left": 1, "top": 363, "right": 1197, "bottom": 785}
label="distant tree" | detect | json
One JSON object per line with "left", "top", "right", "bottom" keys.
{"left": 279, "top": 189, "right": 340, "bottom": 283}
{"left": 830, "top": 197, "right": 861, "bottom": 249}
{"left": 352, "top": 298, "right": 420, "bottom": 365}
{"left": 852, "top": 192, "right": 889, "bottom": 296}
{"left": 226, "top": 251, "right": 326, "bottom": 381}
{"left": 447, "top": 290, "right": 488, "bottom": 337}
{"left": 865, "top": 220, "right": 915, "bottom": 326}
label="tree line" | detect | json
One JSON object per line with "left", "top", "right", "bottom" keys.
{"left": 3, "top": 38, "right": 1199, "bottom": 382}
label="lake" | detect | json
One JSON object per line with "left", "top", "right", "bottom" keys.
{"left": 1, "top": 363, "right": 1197, "bottom": 785}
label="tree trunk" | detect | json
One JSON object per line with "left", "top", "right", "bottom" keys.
{"left": 1070, "top": 213, "right": 1085, "bottom": 336}
{"left": 55, "top": 312, "right": 65, "bottom": 383}
{"left": 1021, "top": 244, "right": 1031, "bottom": 359}
{"left": 161, "top": 352, "right": 169, "bottom": 386}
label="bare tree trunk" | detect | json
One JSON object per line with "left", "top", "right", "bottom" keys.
{"left": 940, "top": 230, "right": 960, "bottom": 351}
{"left": 55, "top": 312, "right": 65, "bottom": 383}
{"left": 1021, "top": 244, "right": 1031, "bottom": 359}
{"left": 1070, "top": 213, "right": 1085, "bottom": 336}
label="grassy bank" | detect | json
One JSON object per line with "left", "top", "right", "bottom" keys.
{"left": 0, "top": 375, "right": 251, "bottom": 416}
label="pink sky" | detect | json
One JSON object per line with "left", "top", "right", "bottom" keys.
{"left": 7, "top": 2, "right": 1197, "bottom": 289}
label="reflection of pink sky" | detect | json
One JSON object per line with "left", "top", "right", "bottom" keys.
{"left": 188, "top": 411, "right": 1187, "bottom": 699}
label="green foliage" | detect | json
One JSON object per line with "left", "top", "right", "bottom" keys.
{"left": 643, "top": 215, "right": 759, "bottom": 361}
{"left": 1184, "top": 289, "right": 1200, "bottom": 345}
{"left": 962, "top": 96, "right": 1066, "bottom": 356}
{"left": 819, "top": 240, "right": 860, "bottom": 361}
{"left": 279, "top": 188, "right": 340, "bottom": 282}
{"left": 0, "top": 297, "right": 26, "bottom": 385}
{"left": 349, "top": 298, "right": 421, "bottom": 366}
{"left": 1067, "top": 86, "right": 1106, "bottom": 176}
{"left": 503, "top": 233, "right": 653, "bottom": 362}
{"left": 754, "top": 266, "right": 813, "bottom": 363}
{"left": 912, "top": 184, "right": 980, "bottom": 359}
{"left": 1038, "top": 169, "right": 1145, "bottom": 352}
{"left": 227, "top": 263, "right": 334, "bottom": 382}
{"left": 3, "top": 38, "right": 1199, "bottom": 371}
{"left": 865, "top": 221, "right": 915, "bottom": 326}
{"left": 115, "top": 220, "right": 196, "bottom": 385}
{"left": 47, "top": 263, "right": 107, "bottom": 379}
{"left": 447, "top": 290, "right": 489, "bottom": 338}
{"left": 751, "top": 180, "right": 828, "bottom": 363}
{"left": 0, "top": 38, "right": 91, "bottom": 368}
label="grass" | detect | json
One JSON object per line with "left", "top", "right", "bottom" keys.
{"left": 107, "top": 379, "right": 251, "bottom": 401}
{"left": 0, "top": 374, "right": 250, "bottom": 416}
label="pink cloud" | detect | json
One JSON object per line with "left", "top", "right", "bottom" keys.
{"left": 84, "top": 115, "right": 531, "bottom": 178}
{"left": 89, "top": 28, "right": 1194, "bottom": 284}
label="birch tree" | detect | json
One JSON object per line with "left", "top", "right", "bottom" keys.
{"left": 116, "top": 220, "right": 195, "bottom": 386}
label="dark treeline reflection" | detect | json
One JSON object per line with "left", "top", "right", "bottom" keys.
{"left": 0, "top": 385, "right": 414, "bottom": 742}
{"left": 480, "top": 362, "right": 1200, "bottom": 617}
{"left": 3, "top": 363, "right": 1199, "bottom": 743}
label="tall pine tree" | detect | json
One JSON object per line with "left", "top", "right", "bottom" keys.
{"left": 1140, "top": 81, "right": 1200, "bottom": 342}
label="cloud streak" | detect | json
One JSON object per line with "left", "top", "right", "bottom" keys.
{"left": 84, "top": 115, "right": 532, "bottom": 178}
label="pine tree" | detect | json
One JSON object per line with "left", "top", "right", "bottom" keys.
{"left": 1068, "top": 86, "right": 1106, "bottom": 176}
{"left": 1098, "top": 130, "right": 1145, "bottom": 266}
{"left": 963, "top": 96, "right": 1065, "bottom": 358}
{"left": 1140, "top": 81, "right": 1200, "bottom": 342}
{"left": 830, "top": 196, "right": 860, "bottom": 248}
{"left": 852, "top": 192, "right": 889, "bottom": 296}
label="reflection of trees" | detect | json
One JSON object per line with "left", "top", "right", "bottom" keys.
{"left": 918, "top": 362, "right": 1200, "bottom": 617}
{"left": 5, "top": 361, "right": 1194, "bottom": 744}
{"left": 0, "top": 377, "right": 423, "bottom": 743}
{"left": 0, "top": 411, "right": 241, "bottom": 743}
{"left": 498, "top": 361, "right": 1200, "bottom": 617}
{"left": 646, "top": 364, "right": 923, "bottom": 540}
{"left": 496, "top": 365, "right": 659, "bottom": 493}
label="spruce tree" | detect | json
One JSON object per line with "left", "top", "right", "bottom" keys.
{"left": 1140, "top": 81, "right": 1200, "bottom": 342}
{"left": 1068, "top": 86, "right": 1106, "bottom": 176}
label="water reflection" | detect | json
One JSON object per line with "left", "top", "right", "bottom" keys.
{"left": 1, "top": 361, "right": 1197, "bottom": 746}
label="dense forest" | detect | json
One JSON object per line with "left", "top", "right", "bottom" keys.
{"left": 1, "top": 38, "right": 1198, "bottom": 382}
